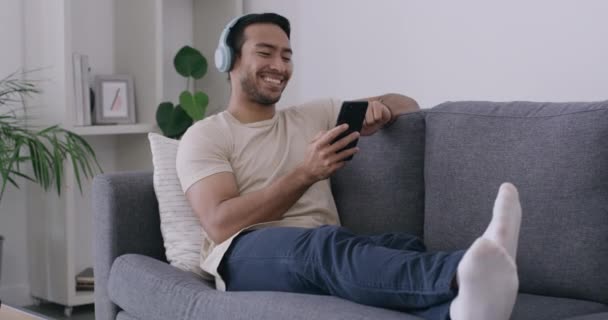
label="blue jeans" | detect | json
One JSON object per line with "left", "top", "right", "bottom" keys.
{"left": 218, "top": 225, "right": 464, "bottom": 320}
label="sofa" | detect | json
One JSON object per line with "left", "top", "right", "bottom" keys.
{"left": 93, "top": 100, "right": 608, "bottom": 320}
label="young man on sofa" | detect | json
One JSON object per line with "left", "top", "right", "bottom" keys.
{"left": 177, "top": 12, "right": 522, "bottom": 320}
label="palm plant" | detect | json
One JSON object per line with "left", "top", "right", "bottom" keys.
{"left": 0, "top": 71, "right": 101, "bottom": 202}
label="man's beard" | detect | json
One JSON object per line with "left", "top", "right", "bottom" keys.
{"left": 240, "top": 71, "right": 283, "bottom": 106}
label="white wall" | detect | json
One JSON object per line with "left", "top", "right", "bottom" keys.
{"left": 245, "top": 0, "right": 608, "bottom": 108}
{"left": 162, "top": 0, "right": 193, "bottom": 104}
{"left": 0, "top": 0, "right": 31, "bottom": 306}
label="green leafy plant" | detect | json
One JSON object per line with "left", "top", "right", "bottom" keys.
{"left": 156, "top": 45, "right": 210, "bottom": 138}
{"left": 0, "top": 71, "right": 102, "bottom": 202}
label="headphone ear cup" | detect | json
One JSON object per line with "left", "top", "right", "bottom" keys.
{"left": 215, "top": 45, "right": 227, "bottom": 72}
{"left": 224, "top": 45, "right": 233, "bottom": 72}
{"left": 215, "top": 15, "right": 242, "bottom": 72}
{"left": 215, "top": 43, "right": 234, "bottom": 73}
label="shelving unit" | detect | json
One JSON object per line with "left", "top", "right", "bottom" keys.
{"left": 24, "top": 0, "right": 242, "bottom": 315}
{"left": 69, "top": 124, "right": 158, "bottom": 136}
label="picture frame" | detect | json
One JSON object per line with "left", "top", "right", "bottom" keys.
{"left": 93, "top": 75, "right": 136, "bottom": 124}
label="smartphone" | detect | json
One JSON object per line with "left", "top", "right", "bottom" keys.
{"left": 332, "top": 101, "right": 369, "bottom": 160}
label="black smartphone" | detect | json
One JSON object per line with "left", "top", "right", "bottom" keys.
{"left": 332, "top": 101, "right": 369, "bottom": 160}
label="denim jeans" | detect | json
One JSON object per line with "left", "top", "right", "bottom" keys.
{"left": 218, "top": 225, "right": 464, "bottom": 320}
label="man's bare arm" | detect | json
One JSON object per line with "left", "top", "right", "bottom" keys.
{"left": 186, "top": 124, "right": 360, "bottom": 244}
{"left": 356, "top": 93, "right": 419, "bottom": 136}
{"left": 374, "top": 93, "right": 420, "bottom": 122}
{"left": 186, "top": 169, "right": 311, "bottom": 244}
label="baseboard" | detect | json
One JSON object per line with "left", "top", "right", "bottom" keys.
{"left": 0, "top": 285, "right": 33, "bottom": 306}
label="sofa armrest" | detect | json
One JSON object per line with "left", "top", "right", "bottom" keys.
{"left": 92, "top": 171, "right": 166, "bottom": 320}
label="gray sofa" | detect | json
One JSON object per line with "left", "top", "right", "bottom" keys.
{"left": 93, "top": 101, "right": 608, "bottom": 320}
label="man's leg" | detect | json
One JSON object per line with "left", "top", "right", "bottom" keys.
{"left": 219, "top": 183, "right": 522, "bottom": 320}
{"left": 367, "top": 232, "right": 426, "bottom": 252}
{"left": 219, "top": 225, "right": 462, "bottom": 313}
{"left": 449, "top": 183, "right": 522, "bottom": 320}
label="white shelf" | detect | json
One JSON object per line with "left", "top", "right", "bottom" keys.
{"left": 69, "top": 123, "right": 157, "bottom": 136}
{"left": 25, "top": 0, "right": 241, "bottom": 310}
{"left": 71, "top": 291, "right": 95, "bottom": 306}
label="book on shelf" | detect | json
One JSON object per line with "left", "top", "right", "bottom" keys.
{"left": 76, "top": 267, "right": 94, "bottom": 291}
{"left": 81, "top": 54, "right": 92, "bottom": 126}
{"left": 72, "top": 53, "right": 84, "bottom": 126}
{"left": 72, "top": 52, "right": 93, "bottom": 126}
{"left": 76, "top": 284, "right": 94, "bottom": 291}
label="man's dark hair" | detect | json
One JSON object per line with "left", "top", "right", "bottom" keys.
{"left": 226, "top": 13, "right": 291, "bottom": 58}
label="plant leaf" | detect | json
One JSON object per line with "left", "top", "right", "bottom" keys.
{"left": 156, "top": 101, "right": 192, "bottom": 138}
{"left": 156, "top": 102, "right": 174, "bottom": 136}
{"left": 179, "top": 91, "right": 208, "bottom": 121}
{"left": 174, "top": 46, "right": 207, "bottom": 79}
{"left": 168, "top": 105, "right": 193, "bottom": 138}
{"left": 0, "top": 72, "right": 102, "bottom": 202}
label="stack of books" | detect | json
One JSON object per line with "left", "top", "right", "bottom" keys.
{"left": 72, "top": 53, "right": 93, "bottom": 126}
{"left": 75, "top": 267, "right": 94, "bottom": 291}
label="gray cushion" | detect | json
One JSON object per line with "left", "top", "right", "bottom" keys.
{"left": 116, "top": 311, "right": 140, "bottom": 320}
{"left": 511, "top": 293, "right": 608, "bottom": 320}
{"left": 564, "top": 313, "right": 608, "bottom": 320}
{"left": 92, "top": 172, "right": 167, "bottom": 320}
{"left": 109, "top": 254, "right": 422, "bottom": 320}
{"left": 423, "top": 101, "right": 608, "bottom": 304}
{"left": 331, "top": 112, "right": 426, "bottom": 237}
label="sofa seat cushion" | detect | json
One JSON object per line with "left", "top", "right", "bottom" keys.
{"left": 511, "top": 293, "right": 608, "bottom": 320}
{"left": 423, "top": 101, "right": 608, "bottom": 304}
{"left": 116, "top": 311, "right": 140, "bottom": 320}
{"left": 108, "top": 254, "right": 421, "bottom": 320}
{"left": 564, "top": 313, "right": 608, "bottom": 320}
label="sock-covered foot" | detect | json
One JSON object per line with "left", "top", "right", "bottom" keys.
{"left": 482, "top": 182, "right": 522, "bottom": 260}
{"left": 449, "top": 238, "right": 519, "bottom": 320}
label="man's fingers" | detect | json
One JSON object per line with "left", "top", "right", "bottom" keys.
{"left": 328, "top": 131, "right": 359, "bottom": 153}
{"left": 381, "top": 103, "right": 392, "bottom": 122}
{"left": 365, "top": 101, "right": 384, "bottom": 127}
{"left": 372, "top": 102, "right": 383, "bottom": 122}
{"left": 330, "top": 161, "right": 347, "bottom": 172}
{"left": 318, "top": 124, "right": 349, "bottom": 145}
{"left": 311, "top": 131, "right": 324, "bottom": 143}
{"left": 332, "top": 148, "right": 359, "bottom": 163}
{"left": 330, "top": 146, "right": 359, "bottom": 163}
{"left": 365, "top": 106, "right": 374, "bottom": 127}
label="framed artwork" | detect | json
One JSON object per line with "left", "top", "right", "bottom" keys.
{"left": 94, "top": 75, "right": 136, "bottom": 124}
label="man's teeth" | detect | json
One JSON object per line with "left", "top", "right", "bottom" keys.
{"left": 263, "top": 77, "right": 282, "bottom": 85}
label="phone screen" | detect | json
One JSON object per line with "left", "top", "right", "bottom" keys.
{"left": 332, "top": 101, "right": 369, "bottom": 160}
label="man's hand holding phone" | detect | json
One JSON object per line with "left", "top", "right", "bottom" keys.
{"left": 297, "top": 124, "right": 360, "bottom": 184}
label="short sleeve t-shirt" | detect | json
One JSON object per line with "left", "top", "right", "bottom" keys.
{"left": 176, "top": 98, "right": 342, "bottom": 290}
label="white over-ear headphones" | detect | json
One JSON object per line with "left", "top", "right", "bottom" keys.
{"left": 215, "top": 16, "right": 244, "bottom": 73}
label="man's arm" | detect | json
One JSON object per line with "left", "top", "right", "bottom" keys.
{"left": 186, "top": 124, "right": 360, "bottom": 244}
{"left": 358, "top": 93, "right": 420, "bottom": 136}
{"left": 375, "top": 93, "right": 420, "bottom": 121}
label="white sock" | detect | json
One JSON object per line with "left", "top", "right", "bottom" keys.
{"left": 449, "top": 238, "right": 519, "bottom": 320}
{"left": 482, "top": 182, "right": 522, "bottom": 260}
{"left": 449, "top": 183, "right": 523, "bottom": 320}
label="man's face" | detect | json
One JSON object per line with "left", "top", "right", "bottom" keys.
{"left": 232, "top": 23, "right": 293, "bottom": 106}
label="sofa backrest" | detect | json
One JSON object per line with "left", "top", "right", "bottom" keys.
{"left": 331, "top": 111, "right": 426, "bottom": 237}
{"left": 423, "top": 100, "right": 608, "bottom": 304}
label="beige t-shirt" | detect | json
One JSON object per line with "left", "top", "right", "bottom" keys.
{"left": 176, "top": 98, "right": 342, "bottom": 290}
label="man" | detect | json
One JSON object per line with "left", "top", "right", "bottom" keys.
{"left": 177, "top": 13, "right": 521, "bottom": 320}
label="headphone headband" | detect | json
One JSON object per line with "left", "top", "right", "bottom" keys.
{"left": 217, "top": 16, "right": 242, "bottom": 49}
{"left": 215, "top": 15, "right": 244, "bottom": 72}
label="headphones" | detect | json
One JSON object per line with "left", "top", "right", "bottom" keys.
{"left": 215, "top": 16, "right": 244, "bottom": 73}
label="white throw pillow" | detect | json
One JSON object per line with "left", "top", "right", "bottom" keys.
{"left": 148, "top": 132, "right": 210, "bottom": 279}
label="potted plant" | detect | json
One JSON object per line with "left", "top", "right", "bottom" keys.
{"left": 156, "top": 45, "right": 210, "bottom": 138}
{"left": 0, "top": 71, "right": 101, "bottom": 283}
